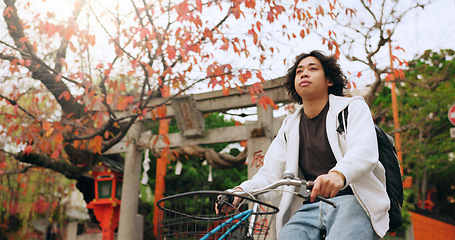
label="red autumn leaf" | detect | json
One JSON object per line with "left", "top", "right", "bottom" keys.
{"left": 395, "top": 46, "right": 405, "bottom": 52}
{"left": 231, "top": 6, "right": 241, "bottom": 19}
{"left": 88, "top": 34, "right": 96, "bottom": 46}
{"left": 248, "top": 28, "right": 258, "bottom": 45}
{"left": 89, "top": 136, "right": 103, "bottom": 154}
{"left": 398, "top": 69, "right": 405, "bottom": 79}
{"left": 74, "top": 140, "right": 81, "bottom": 149}
{"left": 150, "top": 109, "right": 157, "bottom": 120}
{"left": 44, "top": 127, "right": 54, "bottom": 137}
{"left": 195, "top": 0, "right": 202, "bottom": 12}
{"left": 116, "top": 96, "right": 128, "bottom": 110}
{"left": 159, "top": 119, "right": 169, "bottom": 135}
{"left": 152, "top": 135, "right": 159, "bottom": 146}
{"left": 19, "top": 37, "right": 29, "bottom": 43}
{"left": 145, "top": 64, "right": 154, "bottom": 76}
{"left": 142, "top": 108, "right": 148, "bottom": 117}
{"left": 316, "top": 6, "right": 324, "bottom": 16}
{"left": 266, "top": 10, "right": 273, "bottom": 22}
{"left": 106, "top": 94, "right": 114, "bottom": 105}
{"left": 51, "top": 149, "right": 61, "bottom": 159}
{"left": 157, "top": 106, "right": 167, "bottom": 118}
{"left": 24, "top": 145, "right": 33, "bottom": 155}
{"left": 202, "top": 27, "right": 213, "bottom": 41}
{"left": 55, "top": 72, "right": 63, "bottom": 82}
{"left": 140, "top": 27, "right": 151, "bottom": 39}
{"left": 3, "top": 6, "right": 13, "bottom": 18}
{"left": 385, "top": 73, "right": 391, "bottom": 83}
{"left": 162, "top": 134, "right": 170, "bottom": 146}
{"left": 42, "top": 120, "right": 51, "bottom": 131}
{"left": 259, "top": 96, "right": 278, "bottom": 110}
{"left": 255, "top": 21, "right": 262, "bottom": 31}
{"left": 357, "top": 71, "right": 362, "bottom": 78}
{"left": 220, "top": 38, "right": 229, "bottom": 50}
{"left": 161, "top": 85, "right": 170, "bottom": 98}
{"left": 175, "top": 1, "right": 189, "bottom": 18}
{"left": 54, "top": 132, "right": 64, "bottom": 143}
{"left": 167, "top": 45, "right": 176, "bottom": 60}
{"left": 63, "top": 25, "right": 74, "bottom": 41}
{"left": 58, "top": 91, "right": 71, "bottom": 101}
{"left": 119, "top": 82, "right": 126, "bottom": 91}
{"left": 222, "top": 86, "right": 230, "bottom": 96}
{"left": 256, "top": 71, "right": 265, "bottom": 82}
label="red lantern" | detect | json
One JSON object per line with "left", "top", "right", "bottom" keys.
{"left": 87, "top": 162, "right": 122, "bottom": 240}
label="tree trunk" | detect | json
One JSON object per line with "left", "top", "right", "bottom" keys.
{"left": 420, "top": 166, "right": 428, "bottom": 210}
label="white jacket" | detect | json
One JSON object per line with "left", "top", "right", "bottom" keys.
{"left": 239, "top": 95, "right": 390, "bottom": 238}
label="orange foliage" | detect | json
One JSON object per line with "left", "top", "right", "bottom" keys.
{"left": 0, "top": 0, "right": 351, "bottom": 172}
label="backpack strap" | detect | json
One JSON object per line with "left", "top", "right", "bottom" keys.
{"left": 336, "top": 107, "right": 349, "bottom": 134}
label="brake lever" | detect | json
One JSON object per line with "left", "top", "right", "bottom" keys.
{"left": 299, "top": 180, "right": 337, "bottom": 208}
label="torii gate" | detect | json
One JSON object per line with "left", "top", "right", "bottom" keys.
{"left": 106, "top": 76, "right": 291, "bottom": 239}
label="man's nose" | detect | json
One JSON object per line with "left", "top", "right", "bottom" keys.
{"left": 301, "top": 70, "right": 309, "bottom": 78}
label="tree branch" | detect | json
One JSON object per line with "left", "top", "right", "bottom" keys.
{"left": 54, "top": 0, "right": 87, "bottom": 72}
{"left": 0, "top": 93, "right": 36, "bottom": 119}
{"left": 14, "top": 152, "right": 86, "bottom": 180}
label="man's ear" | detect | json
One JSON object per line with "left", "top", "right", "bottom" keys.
{"left": 327, "top": 78, "right": 334, "bottom": 86}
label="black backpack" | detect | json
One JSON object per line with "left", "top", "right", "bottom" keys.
{"left": 337, "top": 107, "right": 403, "bottom": 231}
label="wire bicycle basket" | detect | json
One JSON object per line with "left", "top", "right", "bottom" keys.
{"left": 156, "top": 190, "right": 279, "bottom": 240}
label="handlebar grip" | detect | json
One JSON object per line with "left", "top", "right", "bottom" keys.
{"left": 216, "top": 194, "right": 234, "bottom": 212}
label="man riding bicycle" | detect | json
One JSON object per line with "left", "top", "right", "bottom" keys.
{"left": 229, "top": 51, "right": 389, "bottom": 239}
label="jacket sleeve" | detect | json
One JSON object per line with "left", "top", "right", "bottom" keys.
{"left": 238, "top": 117, "right": 288, "bottom": 201}
{"left": 330, "top": 99, "right": 379, "bottom": 186}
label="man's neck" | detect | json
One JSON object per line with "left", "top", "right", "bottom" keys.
{"left": 302, "top": 96, "right": 329, "bottom": 119}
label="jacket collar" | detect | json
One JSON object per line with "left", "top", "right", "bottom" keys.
{"left": 283, "top": 94, "right": 363, "bottom": 133}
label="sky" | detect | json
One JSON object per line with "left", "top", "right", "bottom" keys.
{"left": 394, "top": 0, "right": 455, "bottom": 58}
{"left": 280, "top": 0, "right": 455, "bottom": 87}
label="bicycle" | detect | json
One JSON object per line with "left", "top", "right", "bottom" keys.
{"left": 156, "top": 171, "right": 336, "bottom": 240}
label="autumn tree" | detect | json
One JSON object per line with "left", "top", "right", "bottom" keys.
{"left": 0, "top": 0, "right": 348, "bottom": 180}
{"left": 319, "top": 0, "right": 429, "bottom": 107}
{"left": 397, "top": 49, "right": 455, "bottom": 212}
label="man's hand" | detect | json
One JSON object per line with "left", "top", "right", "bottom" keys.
{"left": 310, "top": 171, "right": 345, "bottom": 202}
{"left": 215, "top": 187, "right": 243, "bottom": 214}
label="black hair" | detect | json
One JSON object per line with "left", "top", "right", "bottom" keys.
{"left": 283, "top": 50, "right": 348, "bottom": 104}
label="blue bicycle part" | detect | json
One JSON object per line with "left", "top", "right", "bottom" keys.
{"left": 200, "top": 209, "right": 253, "bottom": 240}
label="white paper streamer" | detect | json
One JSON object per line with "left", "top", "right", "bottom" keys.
{"left": 175, "top": 160, "right": 183, "bottom": 175}
{"left": 208, "top": 165, "right": 213, "bottom": 182}
{"left": 141, "top": 149, "right": 150, "bottom": 185}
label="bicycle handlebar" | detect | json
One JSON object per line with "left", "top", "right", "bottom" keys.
{"left": 226, "top": 172, "right": 337, "bottom": 208}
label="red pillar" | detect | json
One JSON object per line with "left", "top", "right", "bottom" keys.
{"left": 153, "top": 155, "right": 167, "bottom": 237}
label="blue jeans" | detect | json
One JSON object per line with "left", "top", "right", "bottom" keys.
{"left": 278, "top": 195, "right": 378, "bottom": 240}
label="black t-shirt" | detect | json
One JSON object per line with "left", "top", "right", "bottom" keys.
{"left": 299, "top": 102, "right": 353, "bottom": 197}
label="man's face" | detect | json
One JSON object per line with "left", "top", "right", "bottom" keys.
{"left": 294, "top": 56, "right": 333, "bottom": 101}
